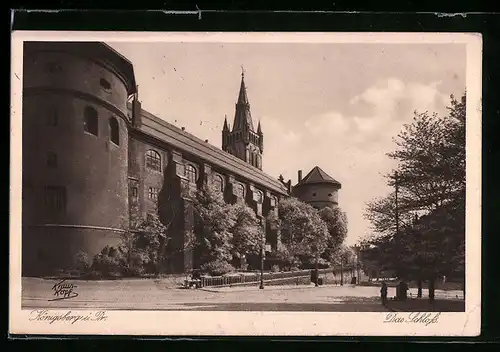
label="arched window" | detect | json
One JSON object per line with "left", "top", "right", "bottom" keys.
{"left": 109, "top": 117, "right": 119, "bottom": 145}
{"left": 235, "top": 183, "right": 245, "bottom": 198}
{"left": 213, "top": 174, "right": 224, "bottom": 192}
{"left": 256, "top": 190, "right": 264, "bottom": 203}
{"left": 146, "top": 150, "right": 161, "bottom": 171}
{"left": 185, "top": 164, "right": 197, "bottom": 183}
{"left": 83, "top": 106, "right": 98, "bottom": 136}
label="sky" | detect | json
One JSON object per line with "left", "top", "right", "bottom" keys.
{"left": 108, "top": 40, "right": 466, "bottom": 246}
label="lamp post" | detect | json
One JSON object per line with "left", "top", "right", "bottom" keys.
{"left": 259, "top": 217, "right": 264, "bottom": 290}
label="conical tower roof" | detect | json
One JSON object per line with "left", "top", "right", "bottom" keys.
{"left": 232, "top": 69, "right": 255, "bottom": 131}
{"left": 296, "top": 166, "right": 341, "bottom": 187}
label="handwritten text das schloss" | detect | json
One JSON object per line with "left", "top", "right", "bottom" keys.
{"left": 383, "top": 312, "right": 441, "bottom": 326}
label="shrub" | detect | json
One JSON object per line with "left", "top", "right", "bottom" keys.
{"left": 271, "top": 264, "right": 281, "bottom": 273}
{"left": 91, "top": 246, "right": 123, "bottom": 277}
{"left": 66, "top": 250, "right": 92, "bottom": 276}
{"left": 200, "top": 260, "right": 235, "bottom": 276}
{"left": 119, "top": 249, "right": 147, "bottom": 277}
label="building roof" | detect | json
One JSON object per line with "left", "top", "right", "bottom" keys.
{"left": 24, "top": 42, "right": 137, "bottom": 96}
{"left": 128, "top": 104, "right": 289, "bottom": 196}
{"left": 295, "top": 166, "right": 342, "bottom": 188}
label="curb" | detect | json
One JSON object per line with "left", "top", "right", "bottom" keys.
{"left": 198, "top": 283, "right": 358, "bottom": 293}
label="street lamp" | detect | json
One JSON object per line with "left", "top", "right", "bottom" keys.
{"left": 259, "top": 217, "right": 264, "bottom": 289}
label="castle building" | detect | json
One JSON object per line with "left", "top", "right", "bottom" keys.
{"left": 20, "top": 41, "right": 341, "bottom": 276}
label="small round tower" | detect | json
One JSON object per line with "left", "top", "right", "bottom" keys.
{"left": 22, "top": 42, "right": 136, "bottom": 275}
{"left": 292, "top": 166, "right": 341, "bottom": 209}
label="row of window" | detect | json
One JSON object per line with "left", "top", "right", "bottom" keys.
{"left": 226, "top": 131, "right": 260, "bottom": 144}
{"left": 311, "top": 192, "right": 334, "bottom": 197}
{"left": 145, "top": 149, "right": 198, "bottom": 183}
{"left": 45, "top": 106, "right": 119, "bottom": 147}
{"left": 84, "top": 106, "right": 120, "bottom": 145}
{"left": 40, "top": 184, "right": 272, "bottom": 214}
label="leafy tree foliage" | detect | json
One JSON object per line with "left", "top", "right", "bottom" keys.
{"left": 192, "top": 183, "right": 236, "bottom": 274}
{"left": 231, "top": 201, "right": 264, "bottom": 259}
{"left": 319, "top": 206, "right": 348, "bottom": 262}
{"left": 361, "top": 93, "right": 466, "bottom": 297}
{"left": 277, "top": 197, "right": 330, "bottom": 271}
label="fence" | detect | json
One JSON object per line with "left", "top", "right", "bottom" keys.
{"left": 199, "top": 266, "right": 357, "bottom": 288}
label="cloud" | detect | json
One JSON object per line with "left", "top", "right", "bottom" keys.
{"left": 271, "top": 78, "right": 454, "bottom": 245}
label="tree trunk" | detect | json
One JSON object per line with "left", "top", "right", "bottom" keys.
{"left": 340, "top": 262, "right": 344, "bottom": 286}
{"left": 417, "top": 278, "right": 423, "bottom": 298}
{"left": 428, "top": 277, "right": 435, "bottom": 302}
{"left": 315, "top": 256, "right": 319, "bottom": 287}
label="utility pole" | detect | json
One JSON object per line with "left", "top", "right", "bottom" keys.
{"left": 394, "top": 171, "right": 400, "bottom": 240}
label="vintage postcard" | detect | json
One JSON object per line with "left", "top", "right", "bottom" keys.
{"left": 9, "top": 31, "right": 482, "bottom": 336}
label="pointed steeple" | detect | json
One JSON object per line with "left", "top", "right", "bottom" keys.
{"left": 257, "top": 120, "right": 262, "bottom": 134}
{"left": 232, "top": 66, "right": 254, "bottom": 131}
{"left": 237, "top": 67, "right": 250, "bottom": 106}
{"left": 223, "top": 114, "right": 229, "bottom": 131}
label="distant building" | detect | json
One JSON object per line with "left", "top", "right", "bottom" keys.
{"left": 292, "top": 166, "right": 342, "bottom": 209}
{"left": 21, "top": 41, "right": 341, "bottom": 276}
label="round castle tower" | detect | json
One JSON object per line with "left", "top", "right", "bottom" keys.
{"left": 292, "top": 166, "right": 341, "bottom": 209}
{"left": 22, "top": 42, "right": 136, "bottom": 275}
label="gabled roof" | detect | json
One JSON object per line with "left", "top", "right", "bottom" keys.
{"left": 295, "top": 166, "right": 341, "bottom": 188}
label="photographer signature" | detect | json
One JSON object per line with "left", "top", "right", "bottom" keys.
{"left": 49, "top": 279, "right": 79, "bottom": 301}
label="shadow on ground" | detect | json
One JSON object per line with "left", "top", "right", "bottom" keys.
{"left": 386, "top": 299, "right": 465, "bottom": 312}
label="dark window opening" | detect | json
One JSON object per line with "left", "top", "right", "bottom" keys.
{"left": 47, "top": 152, "right": 57, "bottom": 168}
{"left": 312, "top": 193, "right": 317, "bottom": 196}
{"left": 44, "top": 186, "right": 66, "bottom": 212}
{"left": 185, "top": 164, "right": 197, "bottom": 183}
{"left": 146, "top": 150, "right": 161, "bottom": 171}
{"left": 83, "top": 106, "right": 98, "bottom": 136}
{"left": 100, "top": 78, "right": 112, "bottom": 91}
{"left": 131, "top": 186, "right": 138, "bottom": 198}
{"left": 109, "top": 117, "right": 120, "bottom": 145}
{"left": 148, "top": 187, "right": 159, "bottom": 201}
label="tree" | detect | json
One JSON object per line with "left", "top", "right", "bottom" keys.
{"left": 231, "top": 202, "right": 263, "bottom": 264}
{"left": 277, "top": 197, "right": 329, "bottom": 283}
{"left": 133, "top": 213, "right": 169, "bottom": 275}
{"left": 363, "top": 93, "right": 466, "bottom": 300}
{"left": 192, "top": 183, "right": 236, "bottom": 275}
{"left": 319, "top": 206, "right": 348, "bottom": 262}
{"left": 330, "top": 245, "right": 356, "bottom": 285}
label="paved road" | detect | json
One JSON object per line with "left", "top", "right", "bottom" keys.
{"left": 21, "top": 277, "right": 462, "bottom": 312}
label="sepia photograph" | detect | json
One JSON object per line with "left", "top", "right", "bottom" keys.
{"left": 10, "top": 31, "right": 482, "bottom": 336}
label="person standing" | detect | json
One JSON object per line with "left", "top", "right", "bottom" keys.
{"left": 380, "top": 282, "right": 388, "bottom": 306}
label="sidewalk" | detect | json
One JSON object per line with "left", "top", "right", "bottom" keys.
{"left": 385, "top": 298, "right": 465, "bottom": 312}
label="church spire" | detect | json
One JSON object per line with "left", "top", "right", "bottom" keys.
{"left": 257, "top": 120, "right": 262, "bottom": 134}
{"left": 223, "top": 114, "right": 229, "bottom": 131}
{"left": 233, "top": 66, "right": 254, "bottom": 131}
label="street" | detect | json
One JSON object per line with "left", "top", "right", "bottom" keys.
{"left": 21, "top": 277, "right": 464, "bottom": 312}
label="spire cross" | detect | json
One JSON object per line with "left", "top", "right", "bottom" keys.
{"left": 241, "top": 65, "right": 245, "bottom": 78}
